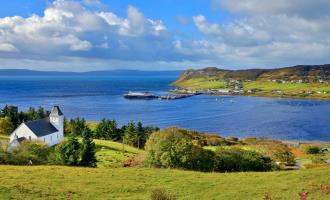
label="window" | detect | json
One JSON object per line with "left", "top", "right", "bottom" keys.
{"left": 50, "top": 136, "right": 52, "bottom": 141}
{"left": 29, "top": 136, "right": 31, "bottom": 140}
{"left": 43, "top": 138, "right": 45, "bottom": 142}
{"left": 57, "top": 134, "right": 58, "bottom": 139}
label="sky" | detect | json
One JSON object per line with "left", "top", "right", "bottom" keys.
{"left": 0, "top": 0, "right": 329, "bottom": 71}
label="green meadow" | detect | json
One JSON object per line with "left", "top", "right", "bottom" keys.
{"left": 0, "top": 135, "right": 329, "bottom": 200}
{"left": 173, "top": 78, "right": 330, "bottom": 99}
{"left": 0, "top": 162, "right": 329, "bottom": 200}
{"left": 172, "top": 77, "right": 226, "bottom": 90}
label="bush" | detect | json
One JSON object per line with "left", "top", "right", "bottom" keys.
{"left": 0, "top": 117, "right": 14, "bottom": 135}
{"left": 150, "top": 189, "right": 176, "bottom": 200}
{"left": 0, "top": 146, "right": 8, "bottom": 164}
{"left": 304, "top": 146, "right": 321, "bottom": 154}
{"left": 145, "top": 127, "right": 216, "bottom": 172}
{"left": 214, "top": 148, "right": 273, "bottom": 172}
{"left": 245, "top": 139, "right": 295, "bottom": 165}
{"left": 202, "top": 134, "right": 228, "bottom": 146}
{"left": 7, "top": 141, "right": 51, "bottom": 165}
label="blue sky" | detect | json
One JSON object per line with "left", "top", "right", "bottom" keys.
{"left": 0, "top": 0, "right": 329, "bottom": 71}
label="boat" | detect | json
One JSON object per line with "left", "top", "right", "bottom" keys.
{"left": 123, "top": 91, "right": 158, "bottom": 99}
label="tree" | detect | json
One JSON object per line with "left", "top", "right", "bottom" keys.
{"left": 214, "top": 148, "right": 273, "bottom": 172}
{"left": 304, "top": 146, "right": 321, "bottom": 154}
{"left": 95, "top": 119, "right": 121, "bottom": 140}
{"left": 27, "top": 107, "right": 38, "bottom": 120}
{"left": 136, "top": 122, "right": 159, "bottom": 149}
{"left": 67, "top": 117, "right": 90, "bottom": 136}
{"left": 136, "top": 122, "right": 144, "bottom": 149}
{"left": 36, "top": 106, "right": 47, "bottom": 119}
{"left": 123, "top": 121, "right": 138, "bottom": 146}
{"left": 80, "top": 129, "right": 97, "bottom": 167}
{"left": 56, "top": 136, "right": 81, "bottom": 166}
{"left": 0, "top": 117, "right": 14, "bottom": 135}
{"left": 145, "top": 127, "right": 216, "bottom": 172}
{"left": 1, "top": 105, "right": 19, "bottom": 127}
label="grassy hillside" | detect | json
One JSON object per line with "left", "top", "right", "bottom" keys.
{"left": 1, "top": 134, "right": 329, "bottom": 199}
{"left": 173, "top": 65, "right": 330, "bottom": 83}
{"left": 172, "top": 64, "right": 330, "bottom": 99}
{"left": 0, "top": 165, "right": 329, "bottom": 200}
{"left": 94, "top": 139, "right": 141, "bottom": 168}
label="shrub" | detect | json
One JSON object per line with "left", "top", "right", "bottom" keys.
{"left": 214, "top": 148, "right": 273, "bottom": 172}
{"left": 145, "top": 127, "right": 216, "bottom": 171}
{"left": 246, "top": 139, "right": 295, "bottom": 165}
{"left": 202, "top": 134, "right": 227, "bottom": 146}
{"left": 0, "top": 117, "right": 14, "bottom": 135}
{"left": 150, "top": 189, "right": 176, "bottom": 200}
{"left": 304, "top": 146, "right": 321, "bottom": 154}
{"left": 7, "top": 140, "right": 50, "bottom": 165}
{"left": 0, "top": 145, "right": 8, "bottom": 164}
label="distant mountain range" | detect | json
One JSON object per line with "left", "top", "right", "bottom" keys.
{"left": 174, "top": 64, "right": 330, "bottom": 83}
{"left": 0, "top": 69, "right": 182, "bottom": 76}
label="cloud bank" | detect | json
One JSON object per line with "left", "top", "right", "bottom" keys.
{"left": 0, "top": 0, "right": 329, "bottom": 70}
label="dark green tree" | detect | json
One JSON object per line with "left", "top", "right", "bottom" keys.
{"left": 95, "top": 119, "right": 121, "bottom": 140}
{"left": 36, "top": 106, "right": 46, "bottom": 119}
{"left": 123, "top": 121, "right": 138, "bottom": 146}
{"left": 56, "top": 136, "right": 81, "bottom": 166}
{"left": 67, "top": 117, "right": 90, "bottom": 136}
{"left": 1, "top": 105, "right": 19, "bottom": 127}
{"left": 27, "top": 107, "right": 38, "bottom": 120}
{"left": 80, "top": 129, "right": 97, "bottom": 167}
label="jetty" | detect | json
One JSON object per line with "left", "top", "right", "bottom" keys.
{"left": 159, "top": 94, "right": 194, "bottom": 100}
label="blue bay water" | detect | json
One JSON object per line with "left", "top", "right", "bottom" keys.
{"left": 0, "top": 74, "right": 330, "bottom": 141}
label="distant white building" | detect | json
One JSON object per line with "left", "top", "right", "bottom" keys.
{"left": 9, "top": 106, "right": 64, "bottom": 148}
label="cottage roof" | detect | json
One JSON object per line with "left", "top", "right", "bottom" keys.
{"left": 50, "top": 106, "right": 63, "bottom": 116}
{"left": 24, "top": 118, "right": 58, "bottom": 137}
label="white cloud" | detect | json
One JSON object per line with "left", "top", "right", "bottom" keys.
{"left": 215, "top": 0, "right": 330, "bottom": 18}
{"left": 0, "top": 0, "right": 177, "bottom": 67}
{"left": 188, "top": 1, "right": 330, "bottom": 68}
{"left": 0, "top": 0, "right": 329, "bottom": 70}
{"left": 193, "top": 15, "right": 221, "bottom": 35}
{"left": 0, "top": 43, "right": 18, "bottom": 52}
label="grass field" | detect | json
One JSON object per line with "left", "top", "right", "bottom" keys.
{"left": 94, "top": 139, "right": 141, "bottom": 168}
{"left": 0, "top": 165, "right": 329, "bottom": 200}
{"left": 172, "top": 77, "right": 226, "bottom": 90}
{"left": 1, "top": 134, "right": 329, "bottom": 199}
{"left": 173, "top": 78, "right": 330, "bottom": 99}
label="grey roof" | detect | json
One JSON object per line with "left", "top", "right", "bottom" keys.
{"left": 24, "top": 118, "right": 58, "bottom": 137}
{"left": 50, "top": 106, "right": 63, "bottom": 116}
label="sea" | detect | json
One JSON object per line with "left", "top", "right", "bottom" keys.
{"left": 0, "top": 73, "right": 330, "bottom": 141}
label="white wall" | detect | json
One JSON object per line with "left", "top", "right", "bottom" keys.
{"left": 39, "top": 131, "right": 64, "bottom": 146}
{"left": 10, "top": 123, "right": 64, "bottom": 147}
{"left": 9, "top": 124, "right": 37, "bottom": 143}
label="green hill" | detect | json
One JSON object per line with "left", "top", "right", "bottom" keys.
{"left": 173, "top": 64, "right": 330, "bottom": 83}
{"left": 0, "top": 138, "right": 329, "bottom": 200}
{"left": 172, "top": 64, "right": 330, "bottom": 99}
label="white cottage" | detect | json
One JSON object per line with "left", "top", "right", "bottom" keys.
{"left": 9, "top": 106, "right": 64, "bottom": 148}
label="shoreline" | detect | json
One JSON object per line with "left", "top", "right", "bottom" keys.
{"left": 168, "top": 89, "right": 330, "bottom": 101}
